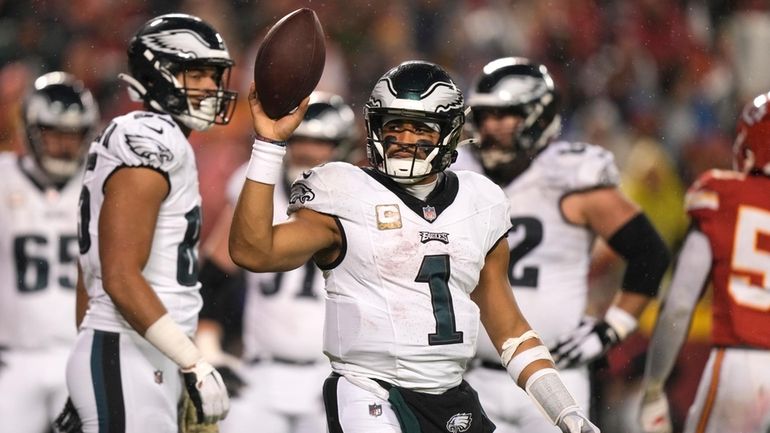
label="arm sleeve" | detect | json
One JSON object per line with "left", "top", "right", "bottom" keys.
{"left": 607, "top": 212, "right": 671, "bottom": 297}
{"left": 643, "top": 227, "right": 712, "bottom": 387}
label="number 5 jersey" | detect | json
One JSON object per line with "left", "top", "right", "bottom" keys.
{"left": 287, "top": 162, "right": 511, "bottom": 394}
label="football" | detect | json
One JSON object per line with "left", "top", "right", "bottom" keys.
{"left": 254, "top": 8, "right": 326, "bottom": 119}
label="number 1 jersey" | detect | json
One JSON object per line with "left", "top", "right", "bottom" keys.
{"left": 287, "top": 162, "right": 511, "bottom": 393}
{"left": 78, "top": 111, "right": 203, "bottom": 335}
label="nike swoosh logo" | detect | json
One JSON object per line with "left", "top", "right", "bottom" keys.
{"left": 145, "top": 125, "right": 163, "bottom": 135}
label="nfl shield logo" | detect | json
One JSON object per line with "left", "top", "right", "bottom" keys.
{"left": 154, "top": 370, "right": 163, "bottom": 384}
{"left": 369, "top": 403, "right": 382, "bottom": 417}
{"left": 422, "top": 205, "right": 437, "bottom": 222}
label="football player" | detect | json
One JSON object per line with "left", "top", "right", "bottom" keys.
{"left": 455, "top": 57, "right": 670, "bottom": 433}
{"left": 230, "top": 60, "right": 599, "bottom": 433}
{"left": 65, "top": 14, "right": 237, "bottom": 433}
{"left": 639, "top": 92, "right": 770, "bottom": 433}
{"left": 0, "top": 71, "right": 98, "bottom": 433}
{"left": 195, "top": 91, "right": 357, "bottom": 433}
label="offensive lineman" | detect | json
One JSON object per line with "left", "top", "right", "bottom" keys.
{"left": 639, "top": 91, "right": 770, "bottom": 433}
{"left": 65, "top": 14, "right": 236, "bottom": 432}
{"left": 230, "top": 60, "right": 599, "bottom": 432}
{"left": 455, "top": 57, "right": 669, "bottom": 433}
{"left": 197, "top": 91, "right": 357, "bottom": 433}
{"left": 0, "top": 72, "right": 98, "bottom": 433}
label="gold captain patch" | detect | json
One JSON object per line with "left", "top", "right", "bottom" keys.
{"left": 376, "top": 204, "right": 402, "bottom": 230}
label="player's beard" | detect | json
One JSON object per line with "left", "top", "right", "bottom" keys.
{"left": 476, "top": 136, "right": 534, "bottom": 186}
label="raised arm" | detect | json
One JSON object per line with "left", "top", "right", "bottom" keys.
{"left": 473, "top": 240, "right": 599, "bottom": 433}
{"left": 229, "top": 83, "right": 340, "bottom": 272}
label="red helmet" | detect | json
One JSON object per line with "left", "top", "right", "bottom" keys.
{"left": 734, "top": 92, "right": 770, "bottom": 175}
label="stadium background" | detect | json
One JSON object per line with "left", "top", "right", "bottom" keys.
{"left": 1, "top": 1, "right": 766, "bottom": 431}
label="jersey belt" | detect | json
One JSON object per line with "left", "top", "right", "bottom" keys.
{"left": 248, "top": 356, "right": 319, "bottom": 366}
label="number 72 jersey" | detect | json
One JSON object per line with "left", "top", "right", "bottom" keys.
{"left": 77, "top": 111, "right": 203, "bottom": 335}
{"left": 686, "top": 169, "right": 770, "bottom": 348}
{"left": 287, "top": 162, "right": 511, "bottom": 394}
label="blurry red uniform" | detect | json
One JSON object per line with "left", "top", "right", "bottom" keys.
{"left": 686, "top": 169, "right": 770, "bottom": 349}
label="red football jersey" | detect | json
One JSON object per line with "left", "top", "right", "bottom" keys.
{"left": 686, "top": 169, "right": 770, "bottom": 348}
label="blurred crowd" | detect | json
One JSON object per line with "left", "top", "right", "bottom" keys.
{"left": 2, "top": 0, "right": 769, "bottom": 431}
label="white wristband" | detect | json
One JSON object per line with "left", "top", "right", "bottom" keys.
{"left": 144, "top": 314, "right": 202, "bottom": 369}
{"left": 500, "top": 330, "right": 540, "bottom": 367}
{"left": 506, "top": 345, "right": 554, "bottom": 383}
{"left": 245, "top": 138, "right": 287, "bottom": 185}
{"left": 604, "top": 305, "right": 638, "bottom": 340}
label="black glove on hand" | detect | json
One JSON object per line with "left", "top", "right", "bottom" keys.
{"left": 550, "top": 317, "right": 621, "bottom": 369}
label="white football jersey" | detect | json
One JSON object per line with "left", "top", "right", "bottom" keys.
{"left": 226, "top": 165, "right": 325, "bottom": 362}
{"left": 287, "top": 162, "right": 511, "bottom": 393}
{"left": 0, "top": 153, "right": 79, "bottom": 349}
{"left": 453, "top": 141, "right": 620, "bottom": 361}
{"left": 79, "top": 111, "right": 203, "bottom": 335}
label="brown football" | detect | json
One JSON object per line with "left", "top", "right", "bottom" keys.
{"left": 254, "top": 8, "right": 326, "bottom": 119}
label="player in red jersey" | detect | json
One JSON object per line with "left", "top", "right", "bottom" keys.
{"left": 638, "top": 91, "right": 770, "bottom": 433}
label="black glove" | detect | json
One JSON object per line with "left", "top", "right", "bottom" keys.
{"left": 550, "top": 317, "right": 620, "bottom": 369}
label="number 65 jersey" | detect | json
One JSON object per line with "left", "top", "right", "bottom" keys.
{"left": 0, "top": 153, "right": 79, "bottom": 350}
{"left": 78, "top": 111, "right": 203, "bottom": 336}
{"left": 287, "top": 162, "right": 511, "bottom": 394}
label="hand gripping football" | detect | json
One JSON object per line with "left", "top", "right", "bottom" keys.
{"left": 253, "top": 8, "right": 326, "bottom": 119}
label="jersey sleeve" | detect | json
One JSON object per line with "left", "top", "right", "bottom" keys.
{"left": 544, "top": 142, "right": 620, "bottom": 192}
{"left": 105, "top": 114, "right": 184, "bottom": 174}
{"left": 286, "top": 163, "right": 340, "bottom": 216}
{"left": 460, "top": 171, "right": 513, "bottom": 254}
{"left": 684, "top": 170, "right": 722, "bottom": 223}
{"left": 571, "top": 143, "right": 620, "bottom": 190}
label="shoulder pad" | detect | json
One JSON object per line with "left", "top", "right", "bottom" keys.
{"left": 684, "top": 169, "right": 744, "bottom": 214}
{"left": 287, "top": 162, "right": 355, "bottom": 215}
{"left": 105, "top": 111, "right": 184, "bottom": 173}
{"left": 539, "top": 141, "right": 620, "bottom": 192}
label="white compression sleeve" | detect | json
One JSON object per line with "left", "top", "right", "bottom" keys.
{"left": 643, "top": 228, "right": 712, "bottom": 389}
{"left": 525, "top": 368, "right": 581, "bottom": 425}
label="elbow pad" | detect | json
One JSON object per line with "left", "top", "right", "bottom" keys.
{"left": 608, "top": 213, "right": 671, "bottom": 297}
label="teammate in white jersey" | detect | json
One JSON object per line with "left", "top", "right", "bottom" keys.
{"left": 63, "top": 14, "right": 236, "bottom": 433}
{"left": 195, "top": 92, "right": 357, "bottom": 433}
{"left": 230, "top": 60, "right": 599, "bottom": 433}
{"left": 0, "top": 72, "right": 98, "bottom": 433}
{"left": 455, "top": 57, "right": 670, "bottom": 433}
